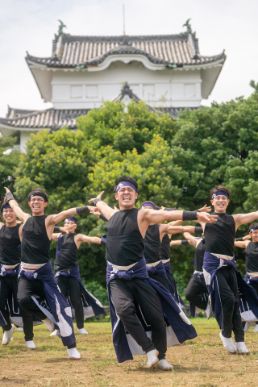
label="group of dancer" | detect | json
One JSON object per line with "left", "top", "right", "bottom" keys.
{"left": 0, "top": 189, "right": 105, "bottom": 359}
{"left": 0, "top": 177, "right": 258, "bottom": 369}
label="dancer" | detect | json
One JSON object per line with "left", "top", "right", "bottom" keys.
{"left": 4, "top": 187, "right": 94, "bottom": 359}
{"left": 171, "top": 233, "right": 209, "bottom": 317}
{"left": 141, "top": 201, "right": 197, "bottom": 293}
{"left": 91, "top": 176, "right": 216, "bottom": 370}
{"left": 201, "top": 185, "right": 258, "bottom": 354}
{"left": 234, "top": 224, "right": 258, "bottom": 332}
{"left": 0, "top": 203, "right": 21, "bottom": 345}
{"left": 51, "top": 217, "right": 105, "bottom": 336}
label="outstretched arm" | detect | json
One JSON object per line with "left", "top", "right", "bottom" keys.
{"left": 183, "top": 232, "right": 200, "bottom": 248}
{"left": 234, "top": 240, "right": 250, "bottom": 249}
{"left": 139, "top": 208, "right": 217, "bottom": 237}
{"left": 75, "top": 234, "right": 102, "bottom": 249}
{"left": 170, "top": 239, "right": 189, "bottom": 247}
{"left": 47, "top": 205, "right": 96, "bottom": 227}
{"left": 234, "top": 211, "right": 258, "bottom": 229}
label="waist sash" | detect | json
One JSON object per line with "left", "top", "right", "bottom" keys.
{"left": 107, "top": 258, "right": 197, "bottom": 363}
{"left": 19, "top": 262, "right": 76, "bottom": 348}
{"left": 56, "top": 265, "right": 105, "bottom": 318}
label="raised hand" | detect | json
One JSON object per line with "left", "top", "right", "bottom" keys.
{"left": 197, "top": 204, "right": 212, "bottom": 213}
{"left": 197, "top": 212, "right": 218, "bottom": 223}
{"left": 88, "top": 191, "right": 105, "bottom": 206}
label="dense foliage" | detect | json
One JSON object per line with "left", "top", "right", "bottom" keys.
{"left": 5, "top": 88, "right": 258, "bottom": 290}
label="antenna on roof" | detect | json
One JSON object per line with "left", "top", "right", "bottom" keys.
{"left": 122, "top": 4, "right": 126, "bottom": 35}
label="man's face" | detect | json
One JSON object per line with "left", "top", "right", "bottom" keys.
{"left": 28, "top": 196, "right": 48, "bottom": 215}
{"left": 250, "top": 229, "right": 258, "bottom": 242}
{"left": 210, "top": 195, "right": 229, "bottom": 213}
{"left": 63, "top": 219, "right": 77, "bottom": 233}
{"left": 115, "top": 186, "right": 138, "bottom": 209}
{"left": 2, "top": 207, "right": 16, "bottom": 225}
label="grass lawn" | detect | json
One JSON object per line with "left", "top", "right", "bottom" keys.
{"left": 0, "top": 318, "right": 257, "bottom": 386}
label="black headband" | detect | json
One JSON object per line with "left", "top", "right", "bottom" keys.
{"left": 211, "top": 189, "right": 229, "bottom": 199}
{"left": 28, "top": 190, "right": 48, "bottom": 202}
{"left": 249, "top": 224, "right": 258, "bottom": 232}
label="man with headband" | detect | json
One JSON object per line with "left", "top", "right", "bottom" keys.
{"left": 4, "top": 187, "right": 94, "bottom": 359}
{"left": 234, "top": 224, "right": 258, "bottom": 332}
{"left": 201, "top": 185, "right": 258, "bottom": 354}
{"left": 90, "top": 176, "right": 217, "bottom": 370}
{"left": 0, "top": 203, "right": 22, "bottom": 345}
{"left": 51, "top": 217, "right": 105, "bottom": 336}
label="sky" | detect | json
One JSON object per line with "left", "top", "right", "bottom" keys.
{"left": 0, "top": 0, "right": 258, "bottom": 117}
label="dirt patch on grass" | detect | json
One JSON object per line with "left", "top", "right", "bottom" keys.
{"left": 0, "top": 319, "right": 257, "bottom": 386}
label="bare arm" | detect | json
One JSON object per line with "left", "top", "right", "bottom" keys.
{"left": 138, "top": 208, "right": 217, "bottom": 237}
{"left": 234, "top": 211, "right": 258, "bottom": 229}
{"left": 183, "top": 232, "right": 200, "bottom": 248}
{"left": 4, "top": 188, "right": 30, "bottom": 223}
{"left": 75, "top": 234, "right": 102, "bottom": 249}
{"left": 88, "top": 191, "right": 118, "bottom": 220}
{"left": 170, "top": 239, "right": 187, "bottom": 246}
{"left": 167, "top": 225, "right": 199, "bottom": 235}
{"left": 51, "top": 233, "right": 62, "bottom": 241}
{"left": 47, "top": 205, "right": 96, "bottom": 227}
{"left": 95, "top": 201, "right": 118, "bottom": 220}
{"left": 234, "top": 240, "right": 250, "bottom": 249}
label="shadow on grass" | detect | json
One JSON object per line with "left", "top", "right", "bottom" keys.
{"left": 127, "top": 364, "right": 215, "bottom": 373}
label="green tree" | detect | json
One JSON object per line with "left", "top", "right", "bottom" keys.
{"left": 12, "top": 89, "right": 258, "bottom": 286}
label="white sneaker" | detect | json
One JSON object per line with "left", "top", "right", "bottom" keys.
{"left": 25, "top": 340, "right": 36, "bottom": 349}
{"left": 2, "top": 325, "right": 15, "bottom": 345}
{"left": 67, "top": 347, "right": 81, "bottom": 359}
{"left": 236, "top": 342, "right": 249, "bottom": 354}
{"left": 219, "top": 332, "right": 236, "bottom": 353}
{"left": 43, "top": 318, "right": 55, "bottom": 332}
{"left": 145, "top": 349, "right": 159, "bottom": 368}
{"left": 78, "top": 328, "right": 88, "bottom": 335}
{"left": 157, "top": 359, "right": 173, "bottom": 371}
{"left": 50, "top": 329, "right": 60, "bottom": 337}
{"left": 253, "top": 324, "right": 258, "bottom": 333}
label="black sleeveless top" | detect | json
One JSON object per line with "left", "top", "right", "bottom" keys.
{"left": 144, "top": 224, "right": 161, "bottom": 263}
{"left": 55, "top": 233, "right": 78, "bottom": 271}
{"left": 0, "top": 224, "right": 21, "bottom": 265}
{"left": 194, "top": 239, "right": 205, "bottom": 271}
{"left": 160, "top": 234, "right": 170, "bottom": 261}
{"left": 204, "top": 213, "right": 235, "bottom": 256}
{"left": 105, "top": 208, "right": 144, "bottom": 266}
{"left": 245, "top": 242, "right": 258, "bottom": 272}
{"left": 21, "top": 216, "right": 50, "bottom": 264}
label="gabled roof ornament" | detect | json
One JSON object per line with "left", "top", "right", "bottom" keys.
{"left": 183, "top": 18, "right": 192, "bottom": 34}
{"left": 57, "top": 20, "right": 67, "bottom": 37}
{"left": 53, "top": 20, "right": 67, "bottom": 59}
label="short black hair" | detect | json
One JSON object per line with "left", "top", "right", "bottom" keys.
{"left": 1, "top": 203, "right": 12, "bottom": 213}
{"left": 28, "top": 188, "right": 48, "bottom": 202}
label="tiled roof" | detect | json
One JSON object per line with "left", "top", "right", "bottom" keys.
{"left": 26, "top": 32, "right": 225, "bottom": 69}
{"left": 0, "top": 104, "right": 197, "bottom": 131}
{"left": 1, "top": 108, "right": 90, "bottom": 130}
